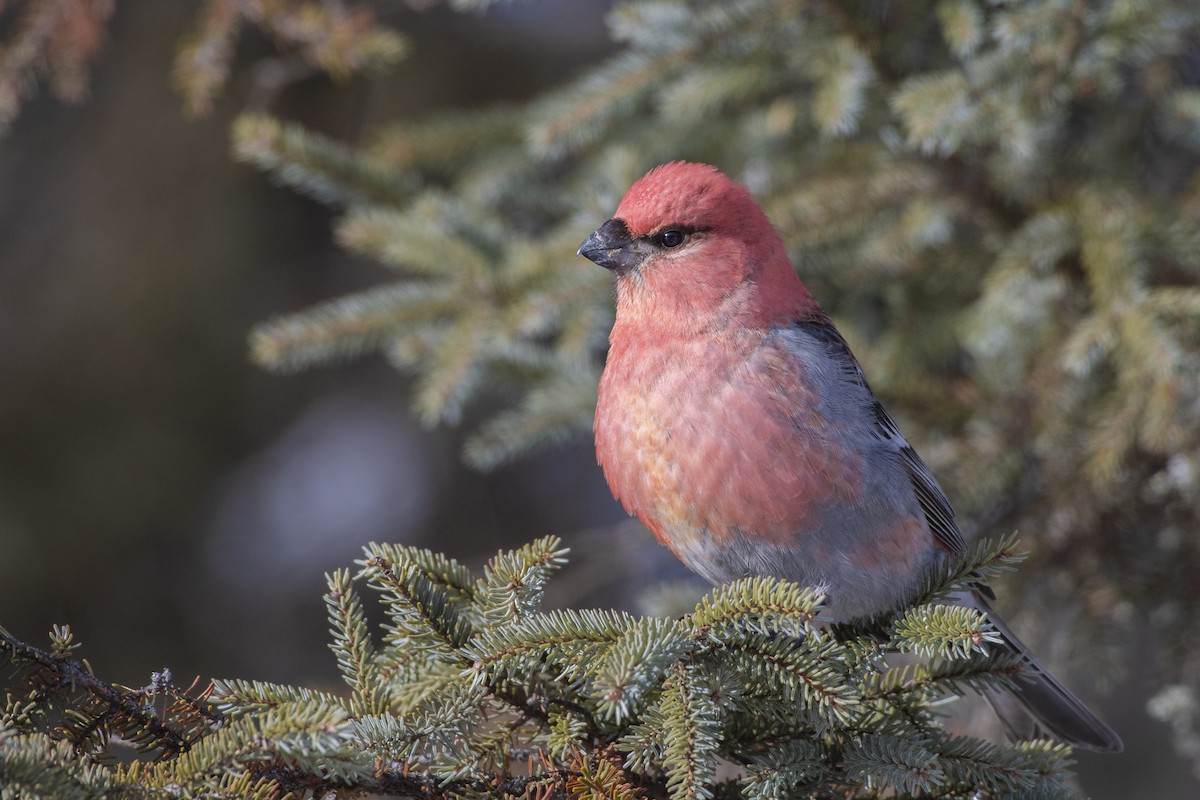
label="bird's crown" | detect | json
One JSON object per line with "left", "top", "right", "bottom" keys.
{"left": 615, "top": 161, "right": 772, "bottom": 240}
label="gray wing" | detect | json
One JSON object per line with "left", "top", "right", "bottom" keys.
{"left": 794, "top": 317, "right": 967, "bottom": 554}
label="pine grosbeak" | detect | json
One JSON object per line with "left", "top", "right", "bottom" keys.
{"left": 579, "top": 161, "right": 1121, "bottom": 752}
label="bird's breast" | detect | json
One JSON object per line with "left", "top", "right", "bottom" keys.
{"left": 594, "top": 331, "right": 866, "bottom": 558}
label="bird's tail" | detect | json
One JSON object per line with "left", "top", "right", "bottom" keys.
{"left": 965, "top": 593, "right": 1123, "bottom": 752}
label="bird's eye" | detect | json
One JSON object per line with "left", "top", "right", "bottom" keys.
{"left": 659, "top": 229, "right": 685, "bottom": 248}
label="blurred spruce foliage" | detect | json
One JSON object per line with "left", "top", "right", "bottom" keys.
{"left": 2, "top": 0, "right": 1200, "bottom": 797}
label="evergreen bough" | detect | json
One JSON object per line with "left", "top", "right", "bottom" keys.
{"left": 3, "top": 535, "right": 1082, "bottom": 799}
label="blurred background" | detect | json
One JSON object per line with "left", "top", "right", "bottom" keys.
{"left": 0, "top": 0, "right": 651, "bottom": 678}
{"left": 1, "top": 1, "right": 1197, "bottom": 797}
{"left": 0, "top": 0, "right": 648, "bottom": 681}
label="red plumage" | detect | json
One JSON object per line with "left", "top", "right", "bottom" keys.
{"left": 578, "top": 161, "right": 1122, "bottom": 753}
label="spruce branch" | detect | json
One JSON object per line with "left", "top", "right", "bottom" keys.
{"left": 325, "top": 568, "right": 385, "bottom": 716}
{"left": 711, "top": 632, "right": 859, "bottom": 728}
{"left": 250, "top": 282, "right": 459, "bottom": 372}
{"left": 475, "top": 535, "right": 570, "bottom": 627}
{"left": 658, "top": 663, "right": 724, "bottom": 800}
{"left": 890, "top": 604, "right": 1004, "bottom": 660}
{"left": 592, "top": 617, "right": 695, "bottom": 724}
{"left": 689, "top": 576, "right": 824, "bottom": 641}
{"left": 358, "top": 544, "right": 477, "bottom": 657}
{"left": 232, "top": 113, "right": 416, "bottom": 207}
{"left": 842, "top": 733, "right": 943, "bottom": 796}
{"left": 0, "top": 0, "right": 114, "bottom": 133}
{"left": 861, "top": 653, "right": 1026, "bottom": 706}
{"left": 739, "top": 737, "right": 827, "bottom": 800}
{"left": 904, "top": 532, "right": 1026, "bottom": 608}
{"left": 462, "top": 363, "right": 600, "bottom": 469}
{"left": 2, "top": 538, "right": 1090, "bottom": 797}
{"left": 930, "top": 735, "right": 1076, "bottom": 799}
{"left": 176, "top": 1, "right": 405, "bottom": 117}
{"left": 0, "top": 625, "right": 221, "bottom": 760}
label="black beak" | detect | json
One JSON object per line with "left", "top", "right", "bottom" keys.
{"left": 577, "top": 218, "right": 643, "bottom": 272}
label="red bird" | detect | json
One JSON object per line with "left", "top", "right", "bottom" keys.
{"left": 578, "top": 161, "right": 1121, "bottom": 752}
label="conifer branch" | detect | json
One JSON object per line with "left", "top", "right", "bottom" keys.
{"left": 1, "top": 626, "right": 221, "bottom": 760}
{"left": 0, "top": 0, "right": 113, "bottom": 132}
{"left": 2, "top": 539, "right": 1091, "bottom": 797}
{"left": 176, "top": 1, "right": 405, "bottom": 117}
{"left": 232, "top": 114, "right": 415, "bottom": 207}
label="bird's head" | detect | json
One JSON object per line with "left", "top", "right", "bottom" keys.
{"left": 578, "top": 162, "right": 814, "bottom": 332}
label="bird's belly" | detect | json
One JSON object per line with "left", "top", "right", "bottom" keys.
{"left": 665, "top": 508, "right": 939, "bottom": 621}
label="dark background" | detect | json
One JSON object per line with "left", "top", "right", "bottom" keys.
{"left": 0, "top": 3, "right": 1191, "bottom": 796}
{"left": 0, "top": 0, "right": 640, "bottom": 681}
